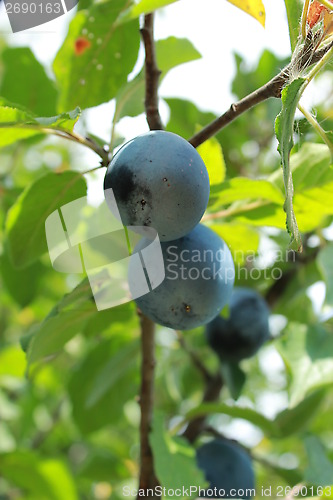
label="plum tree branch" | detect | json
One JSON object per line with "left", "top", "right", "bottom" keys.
{"left": 137, "top": 313, "right": 160, "bottom": 495}
{"left": 140, "top": 13, "right": 163, "bottom": 131}
{"left": 189, "top": 41, "right": 333, "bottom": 148}
{"left": 136, "top": 13, "right": 162, "bottom": 498}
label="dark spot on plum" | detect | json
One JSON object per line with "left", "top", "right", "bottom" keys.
{"left": 104, "top": 164, "right": 135, "bottom": 205}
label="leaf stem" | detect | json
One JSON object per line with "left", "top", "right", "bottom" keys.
{"left": 0, "top": 122, "right": 109, "bottom": 166}
{"left": 301, "top": 0, "right": 311, "bottom": 39}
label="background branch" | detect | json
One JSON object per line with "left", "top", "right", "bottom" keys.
{"left": 182, "top": 372, "right": 224, "bottom": 443}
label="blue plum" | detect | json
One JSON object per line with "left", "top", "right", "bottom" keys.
{"left": 104, "top": 130, "right": 210, "bottom": 242}
{"left": 196, "top": 439, "right": 255, "bottom": 499}
{"left": 206, "top": 287, "right": 270, "bottom": 362}
{"left": 129, "top": 224, "right": 235, "bottom": 330}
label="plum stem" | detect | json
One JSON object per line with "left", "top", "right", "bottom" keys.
{"left": 140, "top": 13, "right": 163, "bottom": 131}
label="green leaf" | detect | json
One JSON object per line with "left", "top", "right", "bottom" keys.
{"left": 26, "top": 279, "right": 94, "bottom": 362}
{"left": 5, "top": 171, "right": 87, "bottom": 268}
{"left": 277, "top": 323, "right": 333, "bottom": 407}
{"left": 27, "top": 307, "right": 94, "bottom": 366}
{"left": 271, "top": 143, "right": 333, "bottom": 233}
{"left": 156, "top": 36, "right": 201, "bottom": 74}
{"left": 69, "top": 335, "right": 139, "bottom": 433}
{"left": 86, "top": 338, "right": 140, "bottom": 407}
{"left": 209, "top": 177, "right": 284, "bottom": 209}
{"left": 283, "top": 0, "right": 303, "bottom": 51}
{"left": 317, "top": 243, "right": 333, "bottom": 307}
{"left": 0, "top": 345, "right": 26, "bottom": 379}
{"left": 197, "top": 136, "right": 225, "bottom": 185}
{"left": 150, "top": 413, "right": 207, "bottom": 495}
{"left": 220, "top": 362, "right": 246, "bottom": 400}
{"left": 212, "top": 223, "right": 259, "bottom": 264}
{"left": 33, "top": 108, "right": 81, "bottom": 132}
{"left": 0, "top": 103, "right": 36, "bottom": 148}
{"left": 166, "top": 98, "right": 216, "bottom": 139}
{"left": 113, "top": 38, "right": 201, "bottom": 126}
{"left": 0, "top": 47, "right": 58, "bottom": 116}
{"left": 274, "top": 390, "right": 326, "bottom": 437}
{"left": 185, "top": 402, "right": 279, "bottom": 437}
{"left": 120, "top": 0, "right": 179, "bottom": 20}
{"left": 0, "top": 102, "right": 81, "bottom": 149}
{"left": 0, "top": 452, "right": 78, "bottom": 500}
{"left": 304, "top": 436, "right": 333, "bottom": 486}
{"left": 0, "top": 249, "right": 44, "bottom": 307}
{"left": 54, "top": 0, "right": 140, "bottom": 111}
{"left": 275, "top": 78, "right": 306, "bottom": 251}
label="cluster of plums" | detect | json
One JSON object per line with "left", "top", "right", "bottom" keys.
{"left": 104, "top": 130, "right": 235, "bottom": 330}
{"left": 196, "top": 287, "right": 270, "bottom": 497}
{"left": 104, "top": 130, "right": 271, "bottom": 498}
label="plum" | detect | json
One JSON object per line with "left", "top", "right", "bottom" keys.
{"left": 196, "top": 438, "right": 255, "bottom": 499}
{"left": 129, "top": 224, "right": 235, "bottom": 330}
{"left": 104, "top": 130, "right": 210, "bottom": 242}
{"left": 206, "top": 287, "right": 270, "bottom": 362}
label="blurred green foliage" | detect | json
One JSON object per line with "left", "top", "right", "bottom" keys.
{"left": 0, "top": 0, "right": 333, "bottom": 499}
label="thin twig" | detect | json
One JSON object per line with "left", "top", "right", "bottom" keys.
{"left": 188, "top": 41, "right": 333, "bottom": 148}
{"left": 189, "top": 71, "right": 286, "bottom": 148}
{"left": 0, "top": 122, "right": 109, "bottom": 166}
{"left": 140, "top": 14, "right": 163, "bottom": 130}
{"left": 203, "top": 200, "right": 271, "bottom": 222}
{"left": 31, "top": 400, "right": 63, "bottom": 449}
{"left": 137, "top": 313, "right": 160, "bottom": 495}
{"left": 175, "top": 330, "right": 212, "bottom": 382}
{"left": 182, "top": 372, "right": 224, "bottom": 443}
